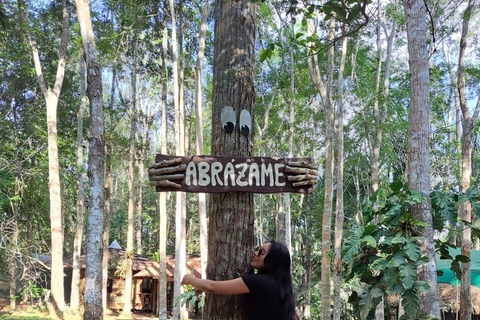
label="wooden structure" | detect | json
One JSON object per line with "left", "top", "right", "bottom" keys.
{"left": 386, "top": 284, "right": 480, "bottom": 320}
{"left": 53, "top": 246, "right": 201, "bottom": 314}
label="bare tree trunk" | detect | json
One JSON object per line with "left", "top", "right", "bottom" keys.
{"left": 167, "top": 0, "right": 186, "bottom": 318}
{"left": 9, "top": 183, "right": 19, "bottom": 310}
{"left": 457, "top": 1, "right": 480, "bottom": 318}
{"left": 307, "top": 15, "right": 335, "bottom": 320}
{"left": 333, "top": 22, "right": 348, "bottom": 320}
{"left": 75, "top": 1, "right": 106, "bottom": 319}
{"left": 284, "top": 40, "right": 295, "bottom": 252}
{"left": 194, "top": 0, "right": 210, "bottom": 280}
{"left": 70, "top": 51, "right": 87, "bottom": 312}
{"left": 123, "top": 43, "right": 138, "bottom": 315}
{"left": 20, "top": 1, "right": 69, "bottom": 316}
{"left": 402, "top": 0, "right": 440, "bottom": 317}
{"left": 158, "top": 8, "right": 169, "bottom": 319}
{"left": 103, "top": 71, "right": 116, "bottom": 312}
{"left": 136, "top": 105, "right": 149, "bottom": 255}
{"left": 203, "top": 1, "right": 256, "bottom": 319}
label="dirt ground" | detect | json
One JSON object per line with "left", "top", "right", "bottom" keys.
{"left": 0, "top": 307, "right": 163, "bottom": 320}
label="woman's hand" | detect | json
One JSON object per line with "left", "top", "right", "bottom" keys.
{"left": 182, "top": 274, "right": 204, "bottom": 295}
{"left": 181, "top": 274, "right": 196, "bottom": 286}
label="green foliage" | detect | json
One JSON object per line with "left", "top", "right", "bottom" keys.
{"left": 342, "top": 180, "right": 432, "bottom": 320}
{"left": 174, "top": 285, "right": 204, "bottom": 311}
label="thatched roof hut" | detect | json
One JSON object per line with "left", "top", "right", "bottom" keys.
{"left": 438, "top": 283, "right": 480, "bottom": 315}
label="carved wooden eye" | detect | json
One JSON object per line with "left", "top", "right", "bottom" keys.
{"left": 240, "top": 109, "right": 251, "bottom": 136}
{"left": 221, "top": 106, "right": 236, "bottom": 134}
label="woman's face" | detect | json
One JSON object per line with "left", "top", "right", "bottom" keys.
{"left": 250, "top": 242, "right": 271, "bottom": 270}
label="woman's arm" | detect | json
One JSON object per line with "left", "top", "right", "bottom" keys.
{"left": 181, "top": 274, "right": 250, "bottom": 295}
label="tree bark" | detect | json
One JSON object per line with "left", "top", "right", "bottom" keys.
{"left": 194, "top": 0, "right": 210, "bottom": 280}
{"left": 70, "top": 50, "right": 87, "bottom": 312}
{"left": 457, "top": 0, "right": 479, "bottom": 318}
{"left": 402, "top": 0, "right": 440, "bottom": 317}
{"left": 157, "top": 6, "right": 169, "bottom": 318}
{"left": 333, "top": 22, "right": 348, "bottom": 320}
{"left": 103, "top": 70, "right": 116, "bottom": 312}
{"left": 123, "top": 46, "right": 137, "bottom": 316}
{"left": 203, "top": 1, "right": 256, "bottom": 319}
{"left": 307, "top": 15, "right": 335, "bottom": 320}
{"left": 20, "top": 0, "right": 69, "bottom": 316}
{"left": 75, "top": 1, "right": 106, "bottom": 319}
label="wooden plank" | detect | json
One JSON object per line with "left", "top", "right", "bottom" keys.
{"left": 149, "top": 154, "right": 317, "bottom": 194}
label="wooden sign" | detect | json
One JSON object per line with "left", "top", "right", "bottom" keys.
{"left": 148, "top": 154, "right": 317, "bottom": 194}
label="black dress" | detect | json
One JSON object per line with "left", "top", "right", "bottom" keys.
{"left": 242, "top": 274, "right": 282, "bottom": 320}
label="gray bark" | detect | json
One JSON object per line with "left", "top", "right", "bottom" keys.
{"left": 75, "top": 0, "right": 106, "bottom": 318}
{"left": 403, "top": 0, "right": 440, "bottom": 317}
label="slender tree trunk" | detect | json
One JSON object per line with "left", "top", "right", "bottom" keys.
{"left": 194, "top": 0, "right": 210, "bottom": 280}
{"left": 203, "top": 1, "right": 256, "bottom": 319}
{"left": 103, "top": 71, "right": 116, "bottom": 312}
{"left": 402, "top": 0, "right": 440, "bottom": 317}
{"left": 457, "top": 1, "right": 480, "bottom": 318}
{"left": 307, "top": 15, "right": 335, "bottom": 320}
{"left": 9, "top": 182, "right": 19, "bottom": 310}
{"left": 20, "top": 1, "right": 69, "bottom": 316}
{"left": 284, "top": 40, "right": 295, "bottom": 252}
{"left": 123, "top": 56, "right": 137, "bottom": 317}
{"left": 370, "top": 2, "right": 383, "bottom": 196}
{"left": 136, "top": 110, "right": 148, "bottom": 255}
{"left": 157, "top": 8, "right": 169, "bottom": 319}
{"left": 70, "top": 51, "right": 87, "bottom": 312}
{"left": 168, "top": 0, "right": 186, "bottom": 318}
{"left": 333, "top": 22, "right": 348, "bottom": 320}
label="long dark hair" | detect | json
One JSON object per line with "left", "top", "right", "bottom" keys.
{"left": 258, "top": 240, "right": 298, "bottom": 320}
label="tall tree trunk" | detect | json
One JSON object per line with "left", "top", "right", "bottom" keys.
{"left": 20, "top": 1, "right": 69, "bottom": 316}
{"left": 123, "top": 44, "right": 138, "bottom": 316}
{"left": 370, "top": 2, "right": 383, "bottom": 196}
{"left": 103, "top": 70, "right": 116, "bottom": 312}
{"left": 203, "top": 0, "right": 256, "bottom": 319}
{"left": 402, "top": 0, "right": 440, "bottom": 317}
{"left": 70, "top": 51, "right": 87, "bottom": 312}
{"left": 9, "top": 180, "right": 19, "bottom": 310}
{"left": 194, "top": 0, "right": 210, "bottom": 280}
{"left": 284, "top": 41, "right": 295, "bottom": 252}
{"left": 307, "top": 15, "right": 335, "bottom": 320}
{"left": 457, "top": 0, "right": 480, "bottom": 317}
{"left": 333, "top": 22, "right": 348, "bottom": 320}
{"left": 168, "top": 0, "right": 187, "bottom": 318}
{"left": 76, "top": 1, "right": 105, "bottom": 319}
{"left": 136, "top": 107, "right": 148, "bottom": 255}
{"left": 157, "top": 7, "right": 169, "bottom": 319}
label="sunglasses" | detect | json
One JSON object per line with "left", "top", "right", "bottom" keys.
{"left": 256, "top": 246, "right": 268, "bottom": 256}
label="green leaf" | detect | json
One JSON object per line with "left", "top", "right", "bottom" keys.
{"left": 403, "top": 241, "right": 420, "bottom": 261}
{"left": 387, "top": 252, "right": 406, "bottom": 268}
{"left": 399, "top": 263, "right": 416, "bottom": 289}
{"left": 384, "top": 267, "right": 400, "bottom": 288}
{"left": 371, "top": 257, "right": 388, "bottom": 271}
{"left": 413, "top": 281, "right": 430, "bottom": 293}
{"left": 392, "top": 235, "right": 407, "bottom": 244}
{"left": 342, "top": 227, "right": 364, "bottom": 261}
{"left": 402, "top": 288, "right": 420, "bottom": 318}
{"left": 362, "top": 235, "right": 377, "bottom": 248}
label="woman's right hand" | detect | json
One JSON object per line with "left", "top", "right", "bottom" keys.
{"left": 181, "top": 274, "right": 195, "bottom": 286}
